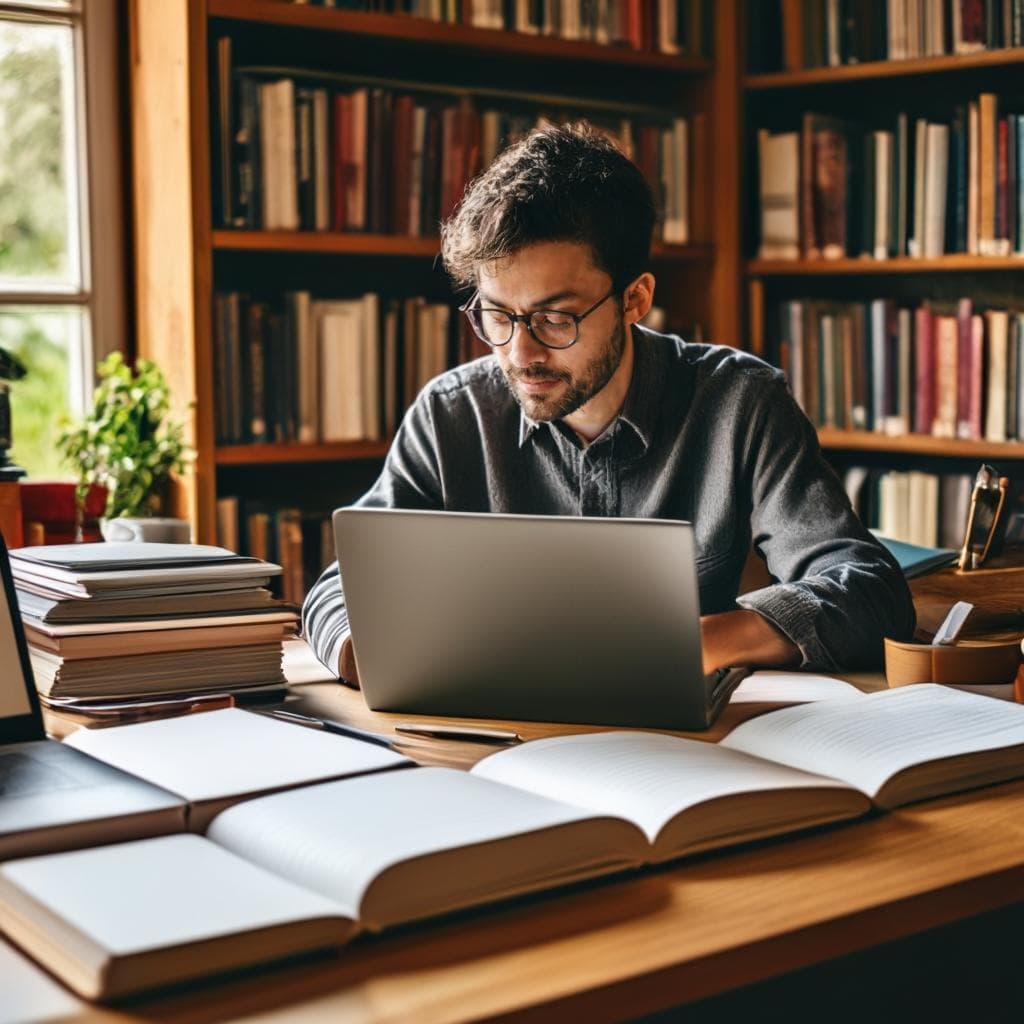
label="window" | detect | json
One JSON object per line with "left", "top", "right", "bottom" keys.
{"left": 0, "top": 0, "right": 126, "bottom": 477}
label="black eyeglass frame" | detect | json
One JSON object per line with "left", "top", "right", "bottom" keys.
{"left": 458, "top": 287, "right": 619, "bottom": 350}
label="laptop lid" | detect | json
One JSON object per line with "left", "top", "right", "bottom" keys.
{"left": 0, "top": 534, "right": 45, "bottom": 744}
{"left": 334, "top": 509, "right": 722, "bottom": 730}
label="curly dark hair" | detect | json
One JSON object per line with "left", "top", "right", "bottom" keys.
{"left": 440, "top": 122, "right": 656, "bottom": 290}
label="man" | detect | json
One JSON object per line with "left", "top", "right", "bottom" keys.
{"left": 304, "top": 124, "right": 914, "bottom": 684}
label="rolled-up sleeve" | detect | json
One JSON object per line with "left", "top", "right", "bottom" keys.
{"left": 301, "top": 390, "right": 444, "bottom": 674}
{"left": 735, "top": 375, "right": 916, "bottom": 670}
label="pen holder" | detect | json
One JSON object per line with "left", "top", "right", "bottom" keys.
{"left": 883, "top": 638, "right": 1021, "bottom": 688}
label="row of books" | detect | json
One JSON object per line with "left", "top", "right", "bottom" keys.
{"left": 216, "top": 497, "right": 335, "bottom": 605}
{"left": 843, "top": 465, "right": 972, "bottom": 549}
{"left": 773, "top": 298, "right": 1024, "bottom": 442}
{"left": 290, "top": 0, "right": 712, "bottom": 55}
{"left": 758, "top": 95, "right": 1024, "bottom": 261}
{"left": 754, "top": 0, "right": 1024, "bottom": 72}
{"left": 213, "top": 290, "right": 455, "bottom": 447}
{"left": 11, "top": 543, "right": 296, "bottom": 702}
{"left": 215, "top": 45, "right": 692, "bottom": 242}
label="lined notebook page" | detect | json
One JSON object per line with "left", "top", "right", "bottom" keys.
{"left": 721, "top": 684, "right": 1024, "bottom": 798}
{"left": 207, "top": 767, "right": 612, "bottom": 912}
{"left": 64, "top": 708, "right": 410, "bottom": 802}
{"left": 470, "top": 732, "right": 854, "bottom": 844}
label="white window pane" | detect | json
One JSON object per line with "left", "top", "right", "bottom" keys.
{"left": 0, "top": 17, "right": 81, "bottom": 291}
{"left": 0, "top": 305, "right": 84, "bottom": 478}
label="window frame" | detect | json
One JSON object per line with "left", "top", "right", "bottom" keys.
{"left": 0, "top": 0, "right": 128, "bottom": 414}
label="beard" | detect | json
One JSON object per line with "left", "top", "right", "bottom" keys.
{"left": 501, "top": 318, "right": 627, "bottom": 422}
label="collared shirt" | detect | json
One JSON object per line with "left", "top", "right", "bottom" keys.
{"left": 303, "top": 326, "right": 914, "bottom": 675}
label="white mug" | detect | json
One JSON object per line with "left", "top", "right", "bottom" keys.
{"left": 102, "top": 517, "right": 192, "bottom": 543}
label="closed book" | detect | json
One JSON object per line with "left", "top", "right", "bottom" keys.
{"left": 15, "top": 586, "right": 281, "bottom": 625}
{"left": 23, "top": 610, "right": 297, "bottom": 660}
{"left": 925, "top": 122, "right": 946, "bottom": 258}
{"left": 913, "top": 305, "right": 936, "bottom": 434}
{"left": 984, "top": 309, "right": 1010, "bottom": 442}
{"left": 812, "top": 120, "right": 849, "bottom": 259}
{"left": 955, "top": 298, "right": 976, "bottom": 438}
{"left": 29, "top": 644, "right": 286, "bottom": 701}
{"left": 978, "top": 92, "right": 998, "bottom": 254}
{"left": 931, "top": 315, "right": 958, "bottom": 437}
{"left": 390, "top": 94, "right": 415, "bottom": 237}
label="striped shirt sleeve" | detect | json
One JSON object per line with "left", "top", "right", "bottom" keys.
{"left": 301, "top": 560, "right": 350, "bottom": 676}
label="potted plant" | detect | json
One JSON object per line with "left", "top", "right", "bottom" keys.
{"left": 57, "top": 353, "right": 193, "bottom": 541}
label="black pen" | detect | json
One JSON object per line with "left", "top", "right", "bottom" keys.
{"left": 262, "top": 709, "right": 401, "bottom": 751}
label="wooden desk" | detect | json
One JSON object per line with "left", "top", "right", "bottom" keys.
{"left": 44, "top": 674, "right": 1024, "bottom": 1023}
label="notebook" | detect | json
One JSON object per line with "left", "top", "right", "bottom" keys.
{"left": 334, "top": 509, "right": 748, "bottom": 729}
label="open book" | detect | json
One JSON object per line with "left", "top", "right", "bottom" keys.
{"left": 61, "top": 707, "right": 411, "bottom": 830}
{"left": 4, "top": 685, "right": 1023, "bottom": 999}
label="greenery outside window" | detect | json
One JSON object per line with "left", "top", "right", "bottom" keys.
{"left": 0, "top": 0, "right": 126, "bottom": 478}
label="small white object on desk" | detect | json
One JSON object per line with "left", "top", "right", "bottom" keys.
{"left": 931, "top": 601, "right": 974, "bottom": 646}
{"left": 729, "top": 671, "right": 863, "bottom": 704}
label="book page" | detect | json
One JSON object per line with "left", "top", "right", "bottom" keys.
{"left": 0, "top": 935, "right": 86, "bottom": 1024}
{"left": 721, "top": 684, "right": 1024, "bottom": 798}
{"left": 207, "top": 767, "right": 621, "bottom": 913}
{"left": 0, "top": 834, "right": 353, "bottom": 954}
{"left": 64, "top": 708, "right": 410, "bottom": 802}
{"left": 729, "top": 671, "right": 864, "bottom": 704}
{"left": 470, "top": 732, "right": 856, "bottom": 844}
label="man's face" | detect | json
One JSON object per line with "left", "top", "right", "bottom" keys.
{"left": 477, "top": 241, "right": 626, "bottom": 422}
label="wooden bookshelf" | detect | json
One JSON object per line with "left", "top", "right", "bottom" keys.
{"left": 741, "top": 5, "right": 1024, "bottom": 553}
{"left": 745, "top": 47, "right": 1024, "bottom": 90}
{"left": 212, "top": 231, "right": 441, "bottom": 257}
{"left": 213, "top": 230, "right": 714, "bottom": 262}
{"left": 748, "top": 256, "right": 1024, "bottom": 276}
{"left": 209, "top": 0, "right": 713, "bottom": 73}
{"left": 215, "top": 440, "right": 392, "bottom": 465}
{"left": 130, "top": 0, "right": 739, "bottom": 549}
{"left": 817, "top": 429, "right": 1024, "bottom": 461}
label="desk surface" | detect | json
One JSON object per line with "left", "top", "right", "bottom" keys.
{"left": 42, "top": 664, "right": 1024, "bottom": 1024}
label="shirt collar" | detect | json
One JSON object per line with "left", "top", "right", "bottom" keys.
{"left": 517, "top": 325, "right": 664, "bottom": 450}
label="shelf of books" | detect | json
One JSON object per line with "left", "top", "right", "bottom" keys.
{"left": 743, "top": 0, "right": 1024, "bottom": 552}
{"left": 130, "top": 0, "right": 734, "bottom": 597}
{"left": 208, "top": 0, "right": 715, "bottom": 71}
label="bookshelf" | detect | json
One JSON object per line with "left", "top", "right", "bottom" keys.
{"left": 129, "top": 0, "right": 742, "bottom": 559}
{"left": 742, "top": 1, "right": 1024, "bottom": 549}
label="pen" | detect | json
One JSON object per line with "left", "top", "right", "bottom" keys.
{"left": 393, "top": 722, "right": 521, "bottom": 744}
{"left": 262, "top": 709, "right": 401, "bottom": 751}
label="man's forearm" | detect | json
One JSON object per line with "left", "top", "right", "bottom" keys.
{"left": 700, "top": 609, "right": 799, "bottom": 675}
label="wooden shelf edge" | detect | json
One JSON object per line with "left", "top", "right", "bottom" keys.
{"left": 213, "top": 231, "right": 713, "bottom": 261}
{"left": 208, "top": 0, "right": 712, "bottom": 74}
{"left": 747, "top": 256, "right": 1024, "bottom": 276}
{"left": 215, "top": 441, "right": 391, "bottom": 465}
{"left": 745, "top": 47, "right": 1024, "bottom": 89}
{"left": 212, "top": 231, "right": 441, "bottom": 256}
{"left": 817, "top": 429, "right": 1024, "bottom": 459}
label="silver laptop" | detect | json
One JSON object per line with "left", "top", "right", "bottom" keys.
{"left": 0, "top": 534, "right": 184, "bottom": 859}
{"left": 333, "top": 509, "right": 748, "bottom": 730}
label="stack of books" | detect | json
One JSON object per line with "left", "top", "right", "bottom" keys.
{"left": 10, "top": 543, "right": 298, "bottom": 703}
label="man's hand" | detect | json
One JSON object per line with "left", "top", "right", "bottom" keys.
{"left": 339, "top": 636, "right": 361, "bottom": 688}
{"left": 700, "top": 609, "right": 799, "bottom": 675}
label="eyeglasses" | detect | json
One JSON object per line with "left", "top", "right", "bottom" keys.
{"left": 958, "top": 464, "right": 1010, "bottom": 571}
{"left": 458, "top": 288, "right": 617, "bottom": 350}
